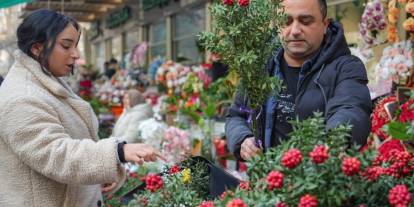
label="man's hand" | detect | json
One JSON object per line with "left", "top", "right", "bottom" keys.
{"left": 123, "top": 143, "right": 167, "bottom": 165}
{"left": 240, "top": 137, "right": 262, "bottom": 160}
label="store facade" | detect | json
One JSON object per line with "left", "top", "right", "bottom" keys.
{"left": 88, "top": 0, "right": 210, "bottom": 72}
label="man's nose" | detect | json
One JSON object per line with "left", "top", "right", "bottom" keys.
{"left": 290, "top": 21, "right": 302, "bottom": 36}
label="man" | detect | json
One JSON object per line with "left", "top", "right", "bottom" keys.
{"left": 225, "top": 0, "right": 372, "bottom": 160}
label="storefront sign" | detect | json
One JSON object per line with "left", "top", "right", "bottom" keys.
{"left": 143, "top": 0, "right": 176, "bottom": 11}
{"left": 106, "top": 6, "right": 131, "bottom": 29}
{"left": 89, "top": 20, "right": 102, "bottom": 40}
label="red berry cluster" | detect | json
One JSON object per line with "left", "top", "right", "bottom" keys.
{"left": 226, "top": 198, "right": 247, "bottom": 207}
{"left": 361, "top": 166, "right": 384, "bottom": 182}
{"left": 238, "top": 0, "right": 249, "bottom": 7}
{"left": 145, "top": 174, "right": 164, "bottom": 192}
{"left": 223, "top": 0, "right": 234, "bottom": 6}
{"left": 199, "top": 201, "right": 215, "bottom": 207}
{"left": 399, "top": 99, "right": 414, "bottom": 122}
{"left": 388, "top": 184, "right": 412, "bottom": 207}
{"left": 298, "top": 194, "right": 318, "bottom": 207}
{"left": 309, "top": 145, "right": 329, "bottom": 164}
{"left": 375, "top": 150, "right": 414, "bottom": 178}
{"left": 342, "top": 157, "right": 361, "bottom": 176}
{"left": 275, "top": 202, "right": 288, "bottom": 207}
{"left": 281, "top": 149, "right": 303, "bottom": 169}
{"left": 169, "top": 165, "right": 181, "bottom": 174}
{"left": 239, "top": 181, "right": 250, "bottom": 190}
{"left": 267, "top": 170, "right": 284, "bottom": 191}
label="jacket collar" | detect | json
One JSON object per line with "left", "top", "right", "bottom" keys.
{"left": 14, "top": 50, "right": 99, "bottom": 140}
{"left": 14, "top": 50, "right": 74, "bottom": 99}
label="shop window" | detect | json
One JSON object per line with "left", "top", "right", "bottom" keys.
{"left": 112, "top": 35, "right": 123, "bottom": 65}
{"left": 327, "top": 2, "right": 364, "bottom": 45}
{"left": 95, "top": 42, "right": 105, "bottom": 72}
{"left": 173, "top": 6, "right": 205, "bottom": 64}
{"left": 149, "top": 20, "right": 167, "bottom": 61}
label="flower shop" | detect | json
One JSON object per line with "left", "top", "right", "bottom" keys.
{"left": 72, "top": 0, "right": 414, "bottom": 206}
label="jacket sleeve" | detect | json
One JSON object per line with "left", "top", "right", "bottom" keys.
{"left": 0, "top": 97, "right": 125, "bottom": 185}
{"left": 225, "top": 90, "right": 254, "bottom": 156}
{"left": 325, "top": 56, "right": 372, "bottom": 146}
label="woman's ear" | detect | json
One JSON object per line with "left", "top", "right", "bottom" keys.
{"left": 30, "top": 43, "right": 44, "bottom": 59}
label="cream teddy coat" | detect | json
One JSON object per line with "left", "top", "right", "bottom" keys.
{"left": 0, "top": 50, "right": 126, "bottom": 207}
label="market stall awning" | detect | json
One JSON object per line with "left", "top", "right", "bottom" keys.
{"left": 0, "top": 0, "right": 32, "bottom": 9}
{"left": 22, "top": 0, "right": 126, "bottom": 22}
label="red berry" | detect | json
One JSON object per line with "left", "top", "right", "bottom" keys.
{"left": 238, "top": 0, "right": 249, "bottom": 7}
{"left": 129, "top": 172, "right": 137, "bottom": 178}
{"left": 199, "top": 201, "right": 214, "bottom": 207}
{"left": 267, "top": 171, "right": 284, "bottom": 191}
{"left": 298, "top": 194, "right": 318, "bottom": 207}
{"left": 239, "top": 181, "right": 250, "bottom": 190}
{"left": 145, "top": 174, "right": 164, "bottom": 192}
{"left": 389, "top": 184, "right": 412, "bottom": 207}
{"left": 281, "top": 149, "right": 303, "bottom": 169}
{"left": 362, "top": 166, "right": 383, "bottom": 181}
{"left": 342, "top": 157, "right": 361, "bottom": 176}
{"left": 223, "top": 0, "right": 234, "bottom": 6}
{"left": 275, "top": 202, "right": 288, "bottom": 207}
{"left": 309, "top": 145, "right": 329, "bottom": 164}
{"left": 226, "top": 198, "right": 247, "bottom": 207}
{"left": 169, "top": 165, "right": 181, "bottom": 174}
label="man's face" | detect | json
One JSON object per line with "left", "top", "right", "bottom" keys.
{"left": 281, "top": 0, "right": 328, "bottom": 62}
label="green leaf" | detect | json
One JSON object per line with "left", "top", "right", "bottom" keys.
{"left": 383, "top": 121, "right": 413, "bottom": 140}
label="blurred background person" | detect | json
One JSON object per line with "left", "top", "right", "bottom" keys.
{"left": 112, "top": 89, "right": 153, "bottom": 143}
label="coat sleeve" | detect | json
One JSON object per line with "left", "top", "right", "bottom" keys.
{"left": 325, "top": 56, "right": 372, "bottom": 146}
{"left": 225, "top": 90, "right": 254, "bottom": 156}
{"left": 0, "top": 97, "right": 125, "bottom": 185}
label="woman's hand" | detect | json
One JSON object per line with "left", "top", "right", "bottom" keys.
{"left": 101, "top": 182, "right": 117, "bottom": 193}
{"left": 123, "top": 143, "right": 166, "bottom": 165}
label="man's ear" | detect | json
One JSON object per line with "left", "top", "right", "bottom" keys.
{"left": 30, "top": 43, "right": 44, "bottom": 59}
{"left": 323, "top": 18, "right": 330, "bottom": 34}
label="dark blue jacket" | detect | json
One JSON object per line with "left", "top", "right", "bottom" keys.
{"left": 225, "top": 22, "right": 372, "bottom": 157}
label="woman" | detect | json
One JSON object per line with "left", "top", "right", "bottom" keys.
{"left": 0, "top": 9, "right": 163, "bottom": 206}
{"left": 112, "top": 89, "right": 153, "bottom": 143}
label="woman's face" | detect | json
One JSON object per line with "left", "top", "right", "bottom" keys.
{"left": 47, "top": 24, "right": 80, "bottom": 77}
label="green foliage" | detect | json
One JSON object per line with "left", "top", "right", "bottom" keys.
{"left": 217, "top": 114, "right": 414, "bottom": 206}
{"left": 383, "top": 122, "right": 413, "bottom": 140}
{"left": 128, "top": 158, "right": 211, "bottom": 207}
{"left": 199, "top": 0, "right": 284, "bottom": 110}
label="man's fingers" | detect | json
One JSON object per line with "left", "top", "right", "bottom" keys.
{"left": 241, "top": 138, "right": 262, "bottom": 160}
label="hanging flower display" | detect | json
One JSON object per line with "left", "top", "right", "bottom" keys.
{"left": 406, "top": 1, "right": 414, "bottom": 15}
{"left": 387, "top": 0, "right": 401, "bottom": 43}
{"left": 374, "top": 40, "right": 413, "bottom": 84}
{"left": 359, "top": 0, "right": 387, "bottom": 46}
{"left": 403, "top": 17, "right": 414, "bottom": 32}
